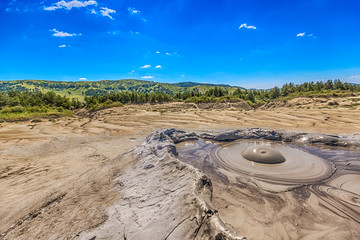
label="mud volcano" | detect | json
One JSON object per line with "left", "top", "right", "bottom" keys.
{"left": 174, "top": 129, "right": 360, "bottom": 239}
{"left": 208, "top": 141, "right": 335, "bottom": 191}
{"left": 242, "top": 145, "right": 285, "bottom": 164}
{"left": 78, "top": 129, "right": 359, "bottom": 240}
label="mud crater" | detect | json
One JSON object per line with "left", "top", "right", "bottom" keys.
{"left": 173, "top": 129, "right": 360, "bottom": 240}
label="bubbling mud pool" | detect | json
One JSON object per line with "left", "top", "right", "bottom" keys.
{"left": 177, "top": 139, "right": 360, "bottom": 239}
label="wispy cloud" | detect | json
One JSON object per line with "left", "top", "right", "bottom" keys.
{"left": 44, "top": 0, "right": 97, "bottom": 11}
{"left": 108, "top": 30, "right": 121, "bottom": 35}
{"left": 5, "top": 0, "right": 35, "bottom": 13}
{"left": 100, "top": 7, "right": 115, "bottom": 19}
{"left": 296, "top": 32, "right": 305, "bottom": 37}
{"left": 155, "top": 65, "right": 162, "bottom": 69}
{"left": 349, "top": 75, "right": 360, "bottom": 80}
{"left": 79, "top": 77, "right": 88, "bottom": 80}
{"left": 50, "top": 28, "right": 81, "bottom": 37}
{"left": 128, "top": 7, "right": 140, "bottom": 14}
{"left": 239, "top": 23, "right": 257, "bottom": 30}
{"left": 141, "top": 76, "right": 154, "bottom": 79}
{"left": 155, "top": 51, "right": 177, "bottom": 56}
{"left": 140, "top": 64, "right": 151, "bottom": 68}
{"left": 297, "top": 32, "right": 316, "bottom": 38}
{"left": 59, "top": 44, "right": 71, "bottom": 47}
{"left": 127, "top": 7, "right": 146, "bottom": 22}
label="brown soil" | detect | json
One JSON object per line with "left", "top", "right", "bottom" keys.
{"left": 0, "top": 97, "right": 359, "bottom": 239}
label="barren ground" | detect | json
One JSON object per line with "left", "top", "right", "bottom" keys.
{"left": 0, "top": 97, "right": 360, "bottom": 239}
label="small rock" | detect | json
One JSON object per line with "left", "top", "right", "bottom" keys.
{"left": 144, "top": 164, "right": 155, "bottom": 169}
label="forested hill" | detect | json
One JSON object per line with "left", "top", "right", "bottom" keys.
{"left": 0, "top": 79, "right": 238, "bottom": 99}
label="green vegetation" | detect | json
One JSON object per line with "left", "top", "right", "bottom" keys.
{"left": 85, "top": 79, "right": 360, "bottom": 108}
{"left": 0, "top": 79, "right": 359, "bottom": 122}
{"left": 0, "top": 79, "right": 237, "bottom": 101}
{"left": 0, "top": 90, "right": 81, "bottom": 121}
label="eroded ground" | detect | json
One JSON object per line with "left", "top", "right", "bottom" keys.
{"left": 1, "top": 98, "right": 360, "bottom": 239}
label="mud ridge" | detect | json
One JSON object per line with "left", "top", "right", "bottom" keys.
{"left": 78, "top": 129, "right": 246, "bottom": 239}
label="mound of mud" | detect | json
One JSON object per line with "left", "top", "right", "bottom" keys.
{"left": 80, "top": 128, "right": 359, "bottom": 240}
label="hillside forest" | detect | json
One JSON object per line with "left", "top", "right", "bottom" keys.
{"left": 0, "top": 79, "right": 359, "bottom": 121}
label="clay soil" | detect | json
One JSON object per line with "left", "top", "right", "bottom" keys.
{"left": 1, "top": 96, "right": 360, "bottom": 239}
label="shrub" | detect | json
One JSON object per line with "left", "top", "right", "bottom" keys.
{"left": 328, "top": 101, "right": 339, "bottom": 106}
{"left": 0, "top": 106, "right": 25, "bottom": 113}
{"left": 31, "top": 118, "right": 42, "bottom": 123}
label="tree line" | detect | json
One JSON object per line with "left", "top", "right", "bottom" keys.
{"left": 0, "top": 90, "right": 82, "bottom": 110}
{"left": 0, "top": 79, "right": 359, "bottom": 113}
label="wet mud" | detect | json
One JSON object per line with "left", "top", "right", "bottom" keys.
{"left": 176, "top": 134, "right": 360, "bottom": 239}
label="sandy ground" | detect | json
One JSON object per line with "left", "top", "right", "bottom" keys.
{"left": 0, "top": 97, "right": 360, "bottom": 239}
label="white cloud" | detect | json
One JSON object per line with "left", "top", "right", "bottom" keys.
{"left": 91, "top": 8, "right": 96, "bottom": 14}
{"left": 100, "top": 7, "right": 115, "bottom": 19}
{"left": 58, "top": 44, "right": 71, "bottom": 47}
{"left": 155, "top": 65, "right": 162, "bottom": 69}
{"left": 239, "top": 23, "right": 257, "bottom": 30}
{"left": 50, "top": 28, "right": 81, "bottom": 37}
{"left": 165, "top": 52, "right": 170, "bottom": 55}
{"left": 108, "top": 30, "right": 121, "bottom": 35}
{"left": 44, "top": 0, "right": 97, "bottom": 11}
{"left": 141, "top": 76, "right": 154, "bottom": 79}
{"left": 130, "top": 30, "right": 140, "bottom": 35}
{"left": 128, "top": 7, "right": 140, "bottom": 14}
{"left": 140, "top": 64, "right": 151, "bottom": 68}
{"left": 297, "top": 32, "right": 316, "bottom": 38}
{"left": 155, "top": 51, "right": 160, "bottom": 54}
{"left": 79, "top": 77, "right": 88, "bottom": 80}
{"left": 297, "top": 32, "right": 306, "bottom": 37}
{"left": 180, "top": 75, "right": 185, "bottom": 77}
{"left": 349, "top": 75, "right": 360, "bottom": 80}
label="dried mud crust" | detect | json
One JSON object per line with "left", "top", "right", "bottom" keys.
{"left": 79, "top": 128, "right": 360, "bottom": 240}
{"left": 79, "top": 129, "right": 246, "bottom": 240}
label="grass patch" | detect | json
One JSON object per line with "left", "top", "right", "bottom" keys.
{"left": 342, "top": 103, "right": 360, "bottom": 109}
{"left": 0, "top": 106, "right": 73, "bottom": 122}
{"left": 278, "top": 90, "right": 359, "bottom": 101}
{"left": 89, "top": 101, "right": 123, "bottom": 111}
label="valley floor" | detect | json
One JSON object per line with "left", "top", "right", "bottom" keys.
{"left": 0, "top": 99, "right": 359, "bottom": 239}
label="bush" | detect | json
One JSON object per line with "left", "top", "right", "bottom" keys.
{"left": 0, "top": 106, "right": 25, "bottom": 113}
{"left": 328, "top": 101, "right": 339, "bottom": 106}
{"left": 89, "top": 101, "right": 123, "bottom": 111}
{"left": 31, "top": 118, "right": 42, "bottom": 123}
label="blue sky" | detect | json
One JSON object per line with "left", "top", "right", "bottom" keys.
{"left": 0, "top": 0, "right": 359, "bottom": 88}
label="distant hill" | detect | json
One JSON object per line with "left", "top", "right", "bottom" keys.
{"left": 169, "top": 81, "right": 233, "bottom": 88}
{"left": 0, "top": 79, "right": 241, "bottom": 100}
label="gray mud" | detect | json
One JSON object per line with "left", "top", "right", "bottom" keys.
{"left": 79, "top": 128, "right": 359, "bottom": 240}
{"left": 176, "top": 129, "right": 360, "bottom": 239}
